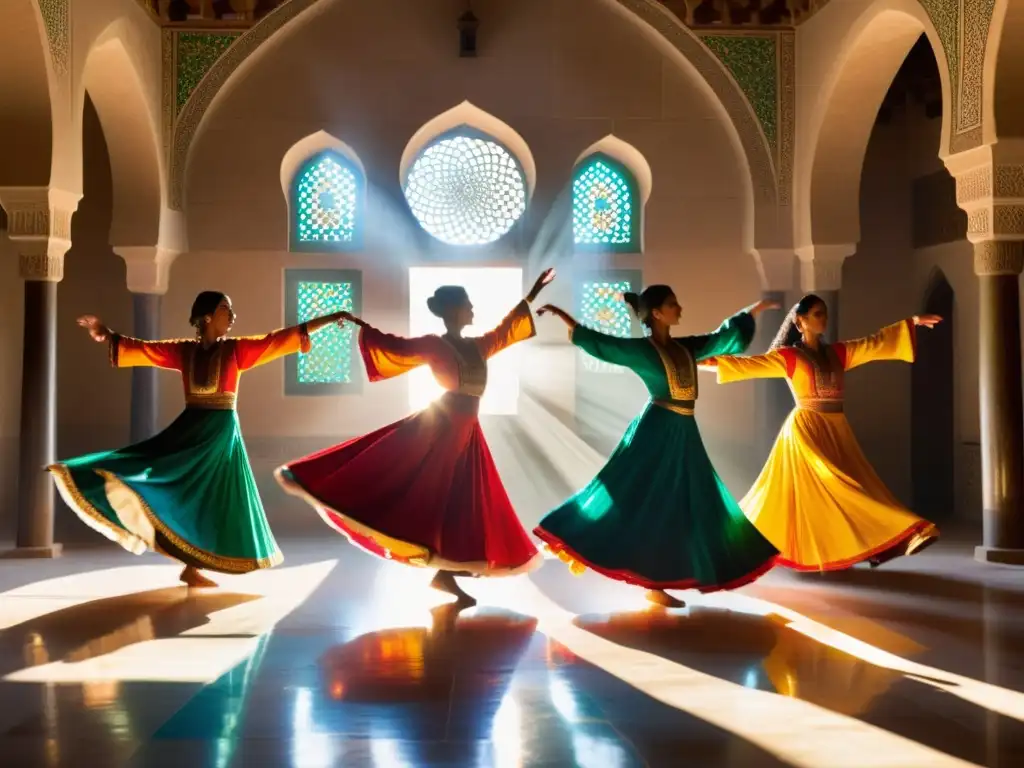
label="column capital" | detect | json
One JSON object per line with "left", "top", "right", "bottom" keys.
{"left": 794, "top": 243, "right": 855, "bottom": 292}
{"left": 113, "top": 246, "right": 180, "bottom": 295}
{"left": 946, "top": 147, "right": 1024, "bottom": 244}
{"left": 749, "top": 249, "right": 795, "bottom": 292}
{"left": 973, "top": 240, "right": 1024, "bottom": 277}
{"left": 0, "top": 186, "right": 81, "bottom": 281}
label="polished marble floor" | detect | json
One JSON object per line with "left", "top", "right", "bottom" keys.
{"left": 0, "top": 534, "right": 1021, "bottom": 767}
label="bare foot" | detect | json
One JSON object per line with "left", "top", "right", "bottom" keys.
{"left": 645, "top": 589, "right": 685, "bottom": 608}
{"left": 429, "top": 571, "right": 477, "bottom": 607}
{"left": 180, "top": 565, "right": 218, "bottom": 588}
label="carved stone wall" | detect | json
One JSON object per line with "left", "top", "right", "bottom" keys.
{"left": 36, "top": 0, "right": 70, "bottom": 77}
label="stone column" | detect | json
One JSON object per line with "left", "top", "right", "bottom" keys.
{"left": 794, "top": 244, "right": 853, "bottom": 343}
{"left": 114, "top": 246, "right": 178, "bottom": 444}
{"left": 948, "top": 147, "right": 1024, "bottom": 565}
{"left": 0, "top": 187, "right": 80, "bottom": 558}
{"left": 750, "top": 249, "right": 796, "bottom": 463}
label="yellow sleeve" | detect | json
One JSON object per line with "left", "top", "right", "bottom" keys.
{"left": 477, "top": 300, "right": 536, "bottom": 359}
{"left": 358, "top": 326, "right": 436, "bottom": 381}
{"left": 840, "top": 319, "right": 916, "bottom": 371}
{"left": 110, "top": 335, "right": 188, "bottom": 371}
{"left": 708, "top": 351, "right": 789, "bottom": 384}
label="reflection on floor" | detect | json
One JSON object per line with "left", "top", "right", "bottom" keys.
{"left": 0, "top": 537, "right": 1021, "bottom": 767}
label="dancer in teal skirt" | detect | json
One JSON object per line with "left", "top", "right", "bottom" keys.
{"left": 48, "top": 291, "right": 347, "bottom": 587}
{"left": 534, "top": 285, "right": 780, "bottom": 607}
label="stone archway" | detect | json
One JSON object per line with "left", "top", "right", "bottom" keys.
{"left": 0, "top": 0, "right": 54, "bottom": 187}
{"left": 80, "top": 21, "right": 165, "bottom": 248}
{"left": 795, "top": 0, "right": 953, "bottom": 251}
{"left": 169, "top": 0, "right": 777, "bottom": 249}
{"left": 988, "top": 0, "right": 1024, "bottom": 141}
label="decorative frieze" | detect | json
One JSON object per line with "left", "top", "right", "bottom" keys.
{"left": 36, "top": 0, "right": 70, "bottom": 77}
{"left": 0, "top": 187, "right": 80, "bottom": 282}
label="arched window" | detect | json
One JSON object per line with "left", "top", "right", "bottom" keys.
{"left": 572, "top": 153, "right": 640, "bottom": 252}
{"left": 403, "top": 129, "right": 527, "bottom": 246}
{"left": 290, "top": 151, "right": 364, "bottom": 251}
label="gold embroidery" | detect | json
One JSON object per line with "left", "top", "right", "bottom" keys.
{"left": 795, "top": 398, "right": 844, "bottom": 413}
{"left": 94, "top": 470, "right": 281, "bottom": 573}
{"left": 442, "top": 336, "right": 488, "bottom": 397}
{"left": 185, "top": 393, "right": 237, "bottom": 410}
{"left": 648, "top": 339, "right": 697, "bottom": 400}
{"left": 188, "top": 342, "right": 224, "bottom": 395}
{"left": 653, "top": 399, "right": 695, "bottom": 416}
{"left": 796, "top": 344, "right": 844, "bottom": 401}
{"left": 48, "top": 463, "right": 149, "bottom": 555}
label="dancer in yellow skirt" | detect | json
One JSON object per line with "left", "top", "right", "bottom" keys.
{"left": 701, "top": 294, "right": 942, "bottom": 570}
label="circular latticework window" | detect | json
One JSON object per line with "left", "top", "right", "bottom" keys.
{"left": 404, "top": 134, "right": 527, "bottom": 246}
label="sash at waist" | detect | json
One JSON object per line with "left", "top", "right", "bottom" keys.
{"left": 797, "top": 398, "right": 844, "bottom": 413}
{"left": 185, "top": 393, "right": 237, "bottom": 410}
{"left": 653, "top": 398, "right": 695, "bottom": 417}
{"left": 436, "top": 391, "right": 481, "bottom": 415}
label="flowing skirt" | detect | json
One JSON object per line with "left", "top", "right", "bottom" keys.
{"left": 741, "top": 408, "right": 938, "bottom": 571}
{"left": 276, "top": 392, "right": 541, "bottom": 576}
{"left": 534, "top": 403, "right": 778, "bottom": 591}
{"left": 48, "top": 408, "right": 282, "bottom": 573}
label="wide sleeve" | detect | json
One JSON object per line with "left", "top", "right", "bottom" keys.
{"left": 707, "top": 350, "right": 789, "bottom": 384}
{"left": 682, "top": 310, "right": 756, "bottom": 362}
{"left": 109, "top": 335, "right": 186, "bottom": 371}
{"left": 837, "top": 319, "right": 916, "bottom": 371}
{"left": 233, "top": 323, "right": 312, "bottom": 371}
{"left": 359, "top": 326, "right": 437, "bottom": 382}
{"left": 477, "top": 299, "right": 537, "bottom": 359}
{"left": 570, "top": 324, "right": 646, "bottom": 369}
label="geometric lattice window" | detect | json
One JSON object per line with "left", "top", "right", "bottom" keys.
{"left": 572, "top": 154, "right": 640, "bottom": 252}
{"left": 575, "top": 270, "right": 641, "bottom": 374}
{"left": 403, "top": 130, "right": 527, "bottom": 247}
{"left": 284, "top": 269, "right": 363, "bottom": 395}
{"left": 290, "top": 152, "right": 364, "bottom": 252}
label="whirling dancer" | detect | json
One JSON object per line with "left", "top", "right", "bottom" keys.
{"left": 276, "top": 269, "right": 555, "bottom": 606}
{"left": 49, "top": 292, "right": 349, "bottom": 587}
{"left": 702, "top": 294, "right": 941, "bottom": 570}
{"left": 534, "top": 286, "right": 780, "bottom": 608}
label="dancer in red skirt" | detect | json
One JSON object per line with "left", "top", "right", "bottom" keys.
{"left": 276, "top": 269, "right": 555, "bottom": 604}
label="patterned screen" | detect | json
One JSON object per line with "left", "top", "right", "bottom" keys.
{"left": 404, "top": 134, "right": 526, "bottom": 246}
{"left": 572, "top": 157, "right": 636, "bottom": 248}
{"left": 293, "top": 154, "right": 360, "bottom": 246}
{"left": 579, "top": 280, "right": 633, "bottom": 338}
{"left": 295, "top": 281, "right": 355, "bottom": 384}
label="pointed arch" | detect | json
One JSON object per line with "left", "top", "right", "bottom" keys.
{"left": 281, "top": 132, "right": 366, "bottom": 252}
{"left": 400, "top": 103, "right": 533, "bottom": 247}
{"left": 0, "top": 0, "right": 53, "bottom": 186}
{"left": 572, "top": 136, "right": 651, "bottom": 253}
{"left": 80, "top": 20, "right": 165, "bottom": 247}
{"left": 400, "top": 101, "right": 537, "bottom": 201}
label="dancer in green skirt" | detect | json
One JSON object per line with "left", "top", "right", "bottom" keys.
{"left": 534, "top": 285, "right": 781, "bottom": 607}
{"left": 49, "top": 291, "right": 347, "bottom": 588}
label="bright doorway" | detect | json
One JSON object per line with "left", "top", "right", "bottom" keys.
{"left": 408, "top": 267, "right": 524, "bottom": 415}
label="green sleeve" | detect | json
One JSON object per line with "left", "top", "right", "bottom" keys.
{"left": 570, "top": 324, "right": 645, "bottom": 369}
{"left": 683, "top": 310, "right": 756, "bottom": 361}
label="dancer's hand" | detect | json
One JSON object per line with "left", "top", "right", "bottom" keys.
{"left": 526, "top": 268, "right": 556, "bottom": 303}
{"left": 749, "top": 299, "right": 782, "bottom": 318}
{"left": 77, "top": 315, "right": 111, "bottom": 342}
{"left": 340, "top": 311, "right": 367, "bottom": 328}
{"left": 913, "top": 314, "right": 942, "bottom": 328}
{"left": 536, "top": 304, "right": 576, "bottom": 328}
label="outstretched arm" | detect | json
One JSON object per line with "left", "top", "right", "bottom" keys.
{"left": 356, "top": 323, "right": 439, "bottom": 382}
{"left": 538, "top": 304, "right": 643, "bottom": 368}
{"left": 683, "top": 298, "right": 780, "bottom": 361}
{"left": 839, "top": 315, "right": 940, "bottom": 371}
{"left": 234, "top": 310, "right": 347, "bottom": 371}
{"left": 78, "top": 315, "right": 185, "bottom": 371}
{"left": 701, "top": 350, "right": 789, "bottom": 384}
